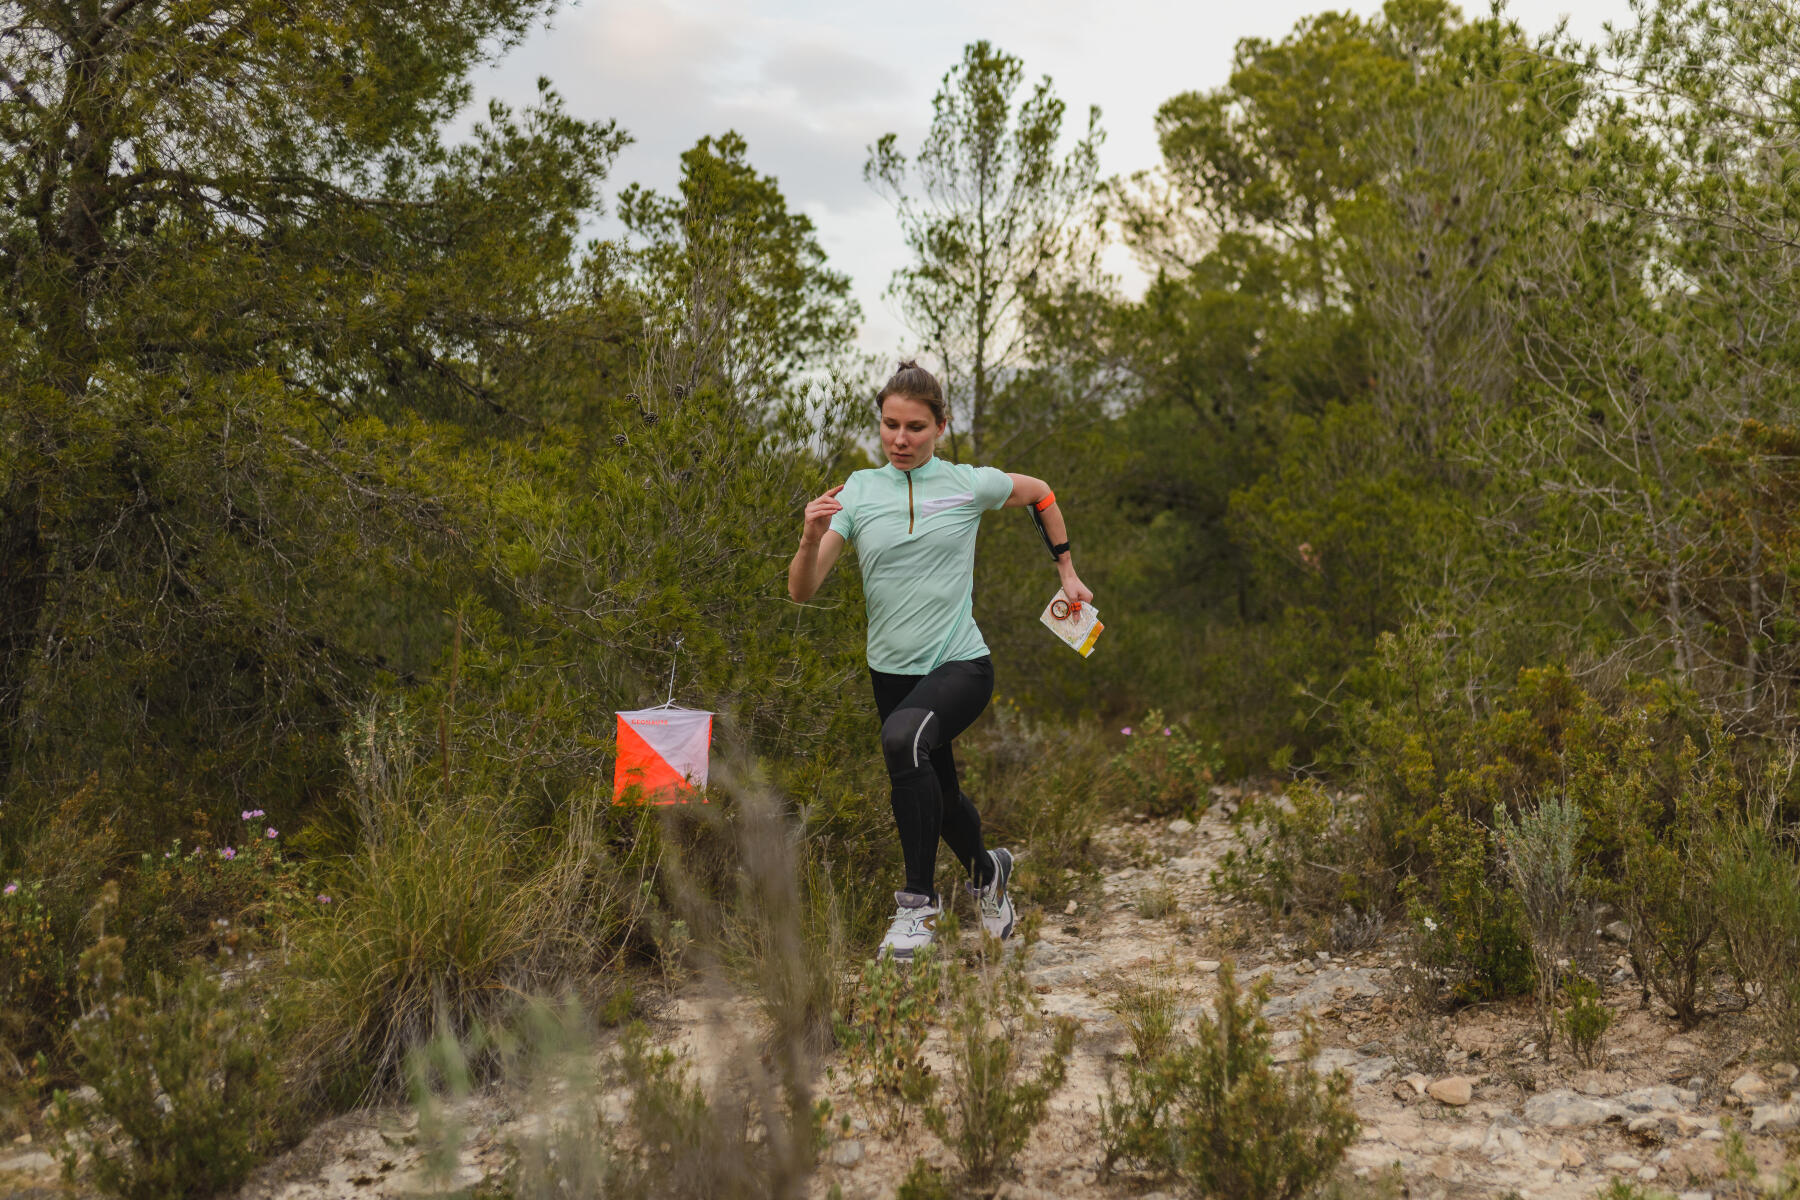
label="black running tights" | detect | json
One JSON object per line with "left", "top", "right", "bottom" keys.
{"left": 870, "top": 656, "right": 995, "bottom": 901}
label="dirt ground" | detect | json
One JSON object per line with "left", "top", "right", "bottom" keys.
{"left": 5, "top": 784, "right": 1795, "bottom": 1200}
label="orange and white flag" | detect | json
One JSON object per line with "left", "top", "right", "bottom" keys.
{"left": 613, "top": 706, "right": 713, "bottom": 804}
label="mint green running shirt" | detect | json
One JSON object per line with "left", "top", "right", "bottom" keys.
{"left": 829, "top": 455, "right": 1014, "bottom": 674}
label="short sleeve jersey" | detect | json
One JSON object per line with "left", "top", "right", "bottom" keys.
{"left": 828, "top": 455, "right": 1013, "bottom": 674}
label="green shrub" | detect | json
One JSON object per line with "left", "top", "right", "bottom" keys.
{"left": 1588, "top": 718, "right": 1733, "bottom": 1027}
{"left": 117, "top": 815, "right": 312, "bottom": 980}
{"left": 0, "top": 879, "right": 73, "bottom": 1060}
{"left": 1560, "top": 975, "right": 1612, "bottom": 1068}
{"left": 0, "top": 781, "right": 121, "bottom": 1069}
{"left": 1106, "top": 712, "right": 1222, "bottom": 817}
{"left": 1101, "top": 963, "right": 1358, "bottom": 1198}
{"left": 1710, "top": 818, "right": 1800, "bottom": 1054}
{"left": 895, "top": 1157, "right": 954, "bottom": 1200}
{"left": 53, "top": 927, "right": 286, "bottom": 1200}
{"left": 1405, "top": 814, "right": 1535, "bottom": 1003}
{"left": 924, "top": 928, "right": 1078, "bottom": 1186}
{"left": 1216, "top": 783, "right": 1392, "bottom": 918}
{"left": 834, "top": 946, "right": 944, "bottom": 1135}
{"left": 1494, "top": 791, "right": 1598, "bottom": 1049}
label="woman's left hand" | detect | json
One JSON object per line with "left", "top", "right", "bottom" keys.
{"left": 1061, "top": 570, "right": 1094, "bottom": 605}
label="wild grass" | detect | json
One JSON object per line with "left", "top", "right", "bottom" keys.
{"left": 410, "top": 782, "right": 830, "bottom": 1200}
{"left": 280, "top": 706, "right": 661, "bottom": 1099}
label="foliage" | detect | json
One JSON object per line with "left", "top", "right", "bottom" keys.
{"left": 1710, "top": 816, "right": 1800, "bottom": 1055}
{"left": 833, "top": 948, "right": 944, "bottom": 1135}
{"left": 1100, "top": 963, "right": 1358, "bottom": 1199}
{"left": 1405, "top": 814, "right": 1535, "bottom": 1004}
{"left": 923, "top": 929, "right": 1078, "bottom": 1186}
{"left": 280, "top": 706, "right": 660, "bottom": 1097}
{"left": 865, "top": 40, "right": 1104, "bottom": 460}
{"left": 1560, "top": 975, "right": 1612, "bottom": 1069}
{"left": 118, "top": 815, "right": 313, "bottom": 981}
{"left": 53, "top": 911, "right": 286, "bottom": 1200}
{"left": 0, "top": 0, "right": 629, "bottom": 829}
{"left": 895, "top": 1157, "right": 955, "bottom": 1200}
{"left": 1494, "top": 791, "right": 1598, "bottom": 1049}
{"left": 1107, "top": 713, "right": 1221, "bottom": 817}
{"left": 620, "top": 132, "right": 862, "bottom": 406}
{"left": 1589, "top": 715, "right": 1735, "bottom": 1028}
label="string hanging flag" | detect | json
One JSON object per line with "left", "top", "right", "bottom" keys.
{"left": 613, "top": 637, "right": 714, "bottom": 805}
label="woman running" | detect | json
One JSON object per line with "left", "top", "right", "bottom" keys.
{"left": 787, "top": 360, "right": 1093, "bottom": 959}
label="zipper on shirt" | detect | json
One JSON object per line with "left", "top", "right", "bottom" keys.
{"left": 906, "top": 468, "right": 914, "bottom": 533}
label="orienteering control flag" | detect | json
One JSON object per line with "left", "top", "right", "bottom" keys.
{"left": 613, "top": 706, "right": 713, "bottom": 804}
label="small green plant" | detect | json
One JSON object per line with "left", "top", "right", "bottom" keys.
{"left": 924, "top": 932, "right": 1077, "bottom": 1186}
{"left": 1560, "top": 975, "right": 1612, "bottom": 1067}
{"left": 1137, "top": 878, "right": 1179, "bottom": 920}
{"left": 1109, "top": 977, "right": 1182, "bottom": 1065}
{"left": 1107, "top": 713, "right": 1221, "bottom": 817}
{"left": 1593, "top": 1180, "right": 1675, "bottom": 1200}
{"left": 1215, "top": 783, "right": 1392, "bottom": 919}
{"left": 52, "top": 897, "right": 286, "bottom": 1200}
{"left": 894, "top": 1157, "right": 954, "bottom": 1200}
{"left": 833, "top": 942, "right": 945, "bottom": 1135}
{"left": 1100, "top": 963, "right": 1358, "bottom": 1199}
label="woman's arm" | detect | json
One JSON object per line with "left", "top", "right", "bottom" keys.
{"left": 1004, "top": 473, "right": 1093, "bottom": 604}
{"left": 788, "top": 483, "right": 847, "bottom": 602}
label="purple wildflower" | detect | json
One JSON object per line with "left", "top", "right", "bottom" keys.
{"left": 3, "top": 882, "right": 17, "bottom": 896}
{"left": 1121, "top": 726, "right": 1133, "bottom": 736}
{"left": 265, "top": 827, "right": 278, "bottom": 839}
{"left": 317, "top": 894, "right": 332, "bottom": 904}
{"left": 220, "top": 846, "right": 236, "bottom": 861}
{"left": 1163, "top": 727, "right": 1172, "bottom": 736}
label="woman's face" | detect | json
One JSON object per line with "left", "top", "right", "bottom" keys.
{"left": 879, "top": 393, "right": 945, "bottom": 470}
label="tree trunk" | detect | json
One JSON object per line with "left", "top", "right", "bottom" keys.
{"left": 0, "top": 481, "right": 48, "bottom": 795}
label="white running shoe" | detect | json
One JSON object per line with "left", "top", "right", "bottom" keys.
{"left": 974, "top": 848, "right": 1016, "bottom": 940}
{"left": 878, "top": 891, "right": 941, "bottom": 960}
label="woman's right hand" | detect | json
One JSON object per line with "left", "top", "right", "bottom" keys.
{"left": 802, "top": 484, "right": 846, "bottom": 544}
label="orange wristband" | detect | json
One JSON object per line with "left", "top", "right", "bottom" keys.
{"left": 1033, "top": 490, "right": 1056, "bottom": 513}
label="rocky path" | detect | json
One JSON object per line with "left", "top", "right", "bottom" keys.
{"left": 5, "top": 786, "right": 1796, "bottom": 1199}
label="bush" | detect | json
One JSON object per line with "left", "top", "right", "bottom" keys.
{"left": 1100, "top": 963, "right": 1358, "bottom": 1199}
{"left": 1711, "top": 818, "right": 1800, "bottom": 1054}
{"left": 1405, "top": 814, "right": 1535, "bottom": 1004}
{"left": 0, "top": 780, "right": 121, "bottom": 1068}
{"left": 117, "top": 814, "right": 312, "bottom": 981}
{"left": 834, "top": 948, "right": 944, "bottom": 1135}
{"left": 1216, "top": 783, "right": 1395, "bottom": 918}
{"left": 1494, "top": 791, "right": 1599, "bottom": 1049}
{"left": 895, "top": 1156, "right": 955, "bottom": 1200}
{"left": 1589, "top": 717, "right": 1733, "bottom": 1027}
{"left": 53, "top": 921, "right": 286, "bottom": 1200}
{"left": 924, "top": 923, "right": 1078, "bottom": 1186}
{"left": 1560, "top": 975, "right": 1612, "bottom": 1068}
{"left": 1105, "top": 712, "right": 1221, "bottom": 817}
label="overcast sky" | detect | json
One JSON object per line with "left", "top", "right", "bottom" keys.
{"left": 465, "top": 0, "right": 1637, "bottom": 357}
